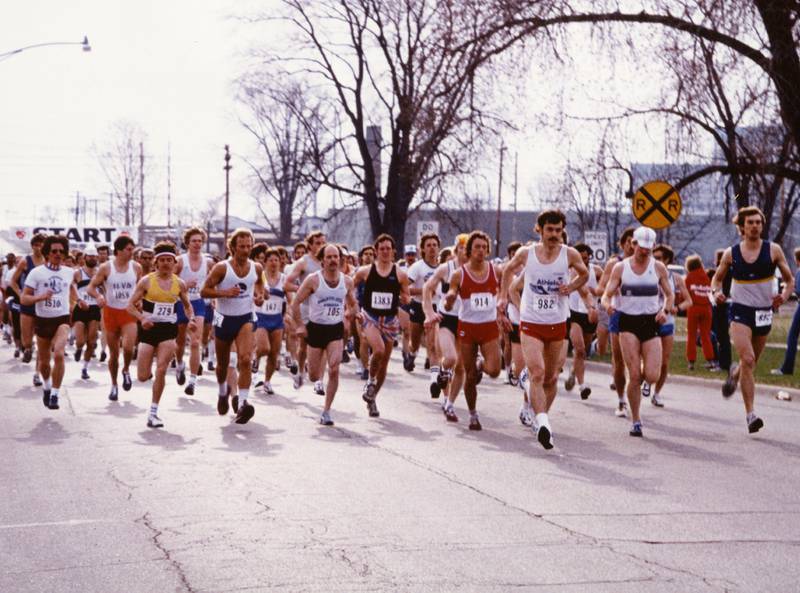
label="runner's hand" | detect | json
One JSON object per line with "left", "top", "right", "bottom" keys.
{"left": 424, "top": 312, "right": 441, "bottom": 329}
{"left": 141, "top": 318, "right": 154, "bottom": 330}
{"left": 224, "top": 285, "right": 241, "bottom": 297}
{"left": 95, "top": 294, "right": 106, "bottom": 308}
{"left": 78, "top": 299, "right": 89, "bottom": 310}
{"left": 295, "top": 325, "right": 307, "bottom": 338}
{"left": 655, "top": 309, "right": 667, "bottom": 325}
{"left": 772, "top": 294, "right": 785, "bottom": 309}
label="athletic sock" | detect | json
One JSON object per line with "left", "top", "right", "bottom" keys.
{"left": 240, "top": 387, "right": 249, "bottom": 403}
{"left": 44, "top": 378, "right": 52, "bottom": 391}
{"left": 82, "top": 360, "right": 89, "bottom": 369}
{"left": 189, "top": 373, "right": 197, "bottom": 385}
{"left": 218, "top": 382, "right": 227, "bottom": 397}
{"left": 150, "top": 403, "right": 158, "bottom": 416}
{"left": 430, "top": 366, "right": 440, "bottom": 382}
{"left": 51, "top": 388, "right": 59, "bottom": 397}
{"left": 177, "top": 361, "right": 185, "bottom": 371}
{"left": 747, "top": 411, "right": 757, "bottom": 423}
{"left": 535, "top": 413, "right": 550, "bottom": 430}
{"left": 578, "top": 384, "right": 585, "bottom": 392}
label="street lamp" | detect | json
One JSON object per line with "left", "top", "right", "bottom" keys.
{"left": 0, "top": 36, "right": 91, "bottom": 62}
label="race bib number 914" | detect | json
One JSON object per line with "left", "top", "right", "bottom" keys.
{"left": 470, "top": 292, "right": 494, "bottom": 312}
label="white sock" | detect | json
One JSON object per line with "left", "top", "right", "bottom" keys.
{"left": 44, "top": 378, "right": 52, "bottom": 390}
{"left": 578, "top": 384, "right": 586, "bottom": 391}
{"left": 177, "top": 361, "right": 185, "bottom": 371}
{"left": 430, "top": 366, "right": 439, "bottom": 382}
{"left": 218, "top": 382, "right": 227, "bottom": 397}
{"left": 150, "top": 403, "right": 158, "bottom": 416}
{"left": 82, "top": 359, "right": 89, "bottom": 369}
{"left": 240, "top": 387, "right": 249, "bottom": 402}
{"left": 51, "top": 388, "right": 59, "bottom": 397}
{"left": 535, "top": 413, "right": 550, "bottom": 430}
{"left": 189, "top": 373, "right": 197, "bottom": 385}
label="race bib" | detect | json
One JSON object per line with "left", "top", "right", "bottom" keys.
{"left": 188, "top": 285, "right": 201, "bottom": 298}
{"left": 43, "top": 297, "right": 63, "bottom": 310}
{"left": 325, "top": 304, "right": 343, "bottom": 319}
{"left": 263, "top": 299, "right": 282, "bottom": 315}
{"left": 371, "top": 291, "right": 393, "bottom": 310}
{"left": 150, "top": 302, "right": 176, "bottom": 323}
{"left": 534, "top": 295, "right": 559, "bottom": 311}
{"left": 755, "top": 309, "right": 773, "bottom": 327}
{"left": 213, "top": 310, "right": 225, "bottom": 328}
{"left": 470, "top": 292, "right": 494, "bottom": 312}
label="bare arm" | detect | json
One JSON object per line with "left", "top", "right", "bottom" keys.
{"left": 772, "top": 243, "right": 795, "bottom": 308}
{"left": 87, "top": 263, "right": 109, "bottom": 306}
{"left": 509, "top": 273, "right": 524, "bottom": 310}
{"left": 561, "top": 247, "right": 589, "bottom": 295}
{"left": 710, "top": 248, "right": 733, "bottom": 304}
{"left": 254, "top": 263, "right": 266, "bottom": 306}
{"left": 290, "top": 274, "right": 318, "bottom": 334}
{"left": 397, "top": 268, "right": 411, "bottom": 305}
{"left": 498, "top": 246, "right": 529, "bottom": 304}
{"left": 674, "top": 275, "right": 692, "bottom": 313}
{"left": 344, "top": 276, "right": 358, "bottom": 322}
{"left": 422, "top": 263, "right": 447, "bottom": 324}
{"left": 10, "top": 259, "right": 27, "bottom": 296}
{"left": 600, "top": 262, "right": 623, "bottom": 313}
{"left": 442, "top": 268, "right": 462, "bottom": 312}
{"left": 283, "top": 259, "right": 306, "bottom": 293}
{"left": 596, "top": 256, "right": 620, "bottom": 295}
{"left": 125, "top": 277, "right": 149, "bottom": 323}
{"left": 654, "top": 261, "right": 674, "bottom": 324}
{"left": 200, "top": 262, "right": 237, "bottom": 299}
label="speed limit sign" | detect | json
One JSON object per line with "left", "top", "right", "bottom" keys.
{"left": 416, "top": 221, "right": 439, "bottom": 242}
{"left": 584, "top": 231, "right": 608, "bottom": 263}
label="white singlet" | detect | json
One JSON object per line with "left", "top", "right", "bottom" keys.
{"left": 308, "top": 271, "right": 346, "bottom": 325}
{"left": 179, "top": 253, "right": 208, "bottom": 302}
{"left": 215, "top": 260, "right": 257, "bottom": 317}
{"left": 105, "top": 260, "right": 137, "bottom": 309}
{"left": 617, "top": 257, "right": 660, "bottom": 315}
{"left": 568, "top": 263, "right": 598, "bottom": 314}
{"left": 24, "top": 265, "right": 75, "bottom": 318}
{"left": 258, "top": 272, "right": 286, "bottom": 316}
{"left": 520, "top": 245, "right": 570, "bottom": 324}
{"left": 408, "top": 258, "right": 439, "bottom": 304}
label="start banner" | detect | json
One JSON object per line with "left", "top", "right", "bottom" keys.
{"left": 11, "top": 226, "right": 137, "bottom": 246}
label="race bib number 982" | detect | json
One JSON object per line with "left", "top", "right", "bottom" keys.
{"left": 534, "top": 296, "right": 558, "bottom": 311}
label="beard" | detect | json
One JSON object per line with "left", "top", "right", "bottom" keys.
{"left": 85, "top": 259, "right": 98, "bottom": 268}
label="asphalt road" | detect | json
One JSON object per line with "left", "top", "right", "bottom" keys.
{"left": 2, "top": 345, "right": 799, "bottom": 593}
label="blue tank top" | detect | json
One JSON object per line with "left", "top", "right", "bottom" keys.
{"left": 730, "top": 241, "right": 775, "bottom": 308}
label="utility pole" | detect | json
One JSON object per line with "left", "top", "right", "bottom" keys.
{"left": 75, "top": 191, "right": 80, "bottom": 226}
{"left": 167, "top": 142, "right": 172, "bottom": 228}
{"left": 495, "top": 144, "right": 506, "bottom": 257}
{"left": 224, "top": 145, "right": 232, "bottom": 252}
{"left": 512, "top": 151, "right": 518, "bottom": 243}
{"left": 139, "top": 141, "right": 145, "bottom": 243}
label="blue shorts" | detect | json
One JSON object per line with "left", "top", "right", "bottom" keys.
{"left": 214, "top": 312, "right": 255, "bottom": 343}
{"left": 20, "top": 303, "right": 35, "bottom": 316}
{"left": 176, "top": 299, "right": 206, "bottom": 324}
{"left": 203, "top": 301, "right": 214, "bottom": 323}
{"left": 658, "top": 323, "right": 675, "bottom": 338}
{"left": 256, "top": 312, "right": 284, "bottom": 332}
{"left": 729, "top": 303, "right": 773, "bottom": 337}
{"left": 608, "top": 310, "right": 622, "bottom": 335}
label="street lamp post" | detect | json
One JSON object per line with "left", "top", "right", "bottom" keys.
{"left": 0, "top": 36, "right": 91, "bottom": 62}
{"left": 223, "top": 145, "right": 232, "bottom": 254}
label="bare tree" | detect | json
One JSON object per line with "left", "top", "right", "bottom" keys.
{"left": 237, "top": 78, "right": 324, "bottom": 244}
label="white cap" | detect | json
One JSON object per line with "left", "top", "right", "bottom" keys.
{"left": 633, "top": 226, "right": 657, "bottom": 249}
{"left": 83, "top": 243, "right": 98, "bottom": 256}
{"left": 404, "top": 244, "right": 417, "bottom": 254}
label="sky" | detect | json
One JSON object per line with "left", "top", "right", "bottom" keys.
{"left": 0, "top": 1, "right": 671, "bottom": 229}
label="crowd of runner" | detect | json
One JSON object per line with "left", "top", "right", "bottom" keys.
{"left": 0, "top": 206, "right": 795, "bottom": 449}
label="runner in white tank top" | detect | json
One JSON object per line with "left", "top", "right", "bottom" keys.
{"left": 406, "top": 233, "right": 441, "bottom": 386}
{"left": 500, "top": 210, "right": 589, "bottom": 450}
{"left": 201, "top": 229, "right": 265, "bottom": 425}
{"left": 291, "top": 244, "right": 357, "bottom": 426}
{"left": 601, "top": 227, "right": 673, "bottom": 438}
{"left": 564, "top": 244, "right": 601, "bottom": 401}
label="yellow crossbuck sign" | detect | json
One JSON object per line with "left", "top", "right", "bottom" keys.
{"left": 632, "top": 180, "right": 682, "bottom": 230}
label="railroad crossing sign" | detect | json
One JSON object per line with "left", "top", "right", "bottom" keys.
{"left": 631, "top": 180, "right": 682, "bottom": 230}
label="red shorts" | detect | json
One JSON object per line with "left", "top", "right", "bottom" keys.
{"left": 457, "top": 320, "right": 499, "bottom": 345}
{"left": 520, "top": 321, "right": 567, "bottom": 343}
{"left": 103, "top": 306, "right": 137, "bottom": 334}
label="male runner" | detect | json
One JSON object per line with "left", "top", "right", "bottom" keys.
{"left": 406, "top": 233, "right": 441, "bottom": 393}
{"left": 442, "top": 231, "right": 505, "bottom": 430}
{"left": 11, "top": 233, "right": 46, "bottom": 382}
{"left": 72, "top": 243, "right": 102, "bottom": 380}
{"left": 255, "top": 248, "right": 286, "bottom": 394}
{"left": 175, "top": 227, "right": 213, "bottom": 395}
{"left": 21, "top": 235, "right": 78, "bottom": 410}
{"left": 353, "top": 233, "right": 410, "bottom": 418}
{"left": 127, "top": 242, "right": 195, "bottom": 428}
{"left": 564, "top": 243, "right": 601, "bottom": 400}
{"left": 711, "top": 207, "right": 794, "bottom": 433}
{"left": 601, "top": 227, "right": 674, "bottom": 437}
{"left": 500, "top": 211, "right": 589, "bottom": 448}
{"left": 292, "top": 243, "right": 357, "bottom": 425}
{"left": 201, "top": 228, "right": 264, "bottom": 424}
{"left": 88, "top": 235, "right": 142, "bottom": 401}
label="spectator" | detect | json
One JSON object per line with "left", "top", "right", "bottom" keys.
{"left": 772, "top": 247, "right": 800, "bottom": 376}
{"left": 685, "top": 254, "right": 719, "bottom": 371}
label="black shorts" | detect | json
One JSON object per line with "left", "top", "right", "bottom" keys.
{"left": 569, "top": 310, "right": 597, "bottom": 335}
{"left": 440, "top": 313, "right": 458, "bottom": 336}
{"left": 306, "top": 321, "right": 344, "bottom": 349}
{"left": 139, "top": 322, "right": 178, "bottom": 347}
{"left": 408, "top": 300, "right": 428, "bottom": 325}
{"left": 72, "top": 304, "right": 102, "bottom": 325}
{"left": 509, "top": 323, "right": 521, "bottom": 344}
{"left": 618, "top": 313, "right": 659, "bottom": 343}
{"left": 34, "top": 315, "right": 71, "bottom": 340}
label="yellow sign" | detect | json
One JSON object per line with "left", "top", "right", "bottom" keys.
{"left": 632, "top": 180, "right": 682, "bottom": 230}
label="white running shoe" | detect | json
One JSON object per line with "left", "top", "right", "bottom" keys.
{"left": 615, "top": 400, "right": 628, "bottom": 417}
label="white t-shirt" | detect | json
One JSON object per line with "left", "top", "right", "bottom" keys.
{"left": 407, "top": 258, "right": 439, "bottom": 304}
{"left": 24, "top": 265, "right": 75, "bottom": 318}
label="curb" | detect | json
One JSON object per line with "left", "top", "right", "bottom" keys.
{"left": 584, "top": 360, "right": 800, "bottom": 398}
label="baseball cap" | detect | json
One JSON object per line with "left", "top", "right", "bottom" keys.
{"left": 83, "top": 243, "right": 98, "bottom": 256}
{"left": 404, "top": 244, "right": 417, "bottom": 255}
{"left": 633, "top": 226, "right": 657, "bottom": 249}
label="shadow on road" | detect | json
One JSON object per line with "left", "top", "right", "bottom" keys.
{"left": 136, "top": 429, "right": 202, "bottom": 451}
{"left": 15, "top": 418, "right": 70, "bottom": 445}
{"left": 89, "top": 400, "right": 146, "bottom": 419}
{"left": 177, "top": 395, "right": 217, "bottom": 416}
{"left": 217, "top": 422, "right": 284, "bottom": 457}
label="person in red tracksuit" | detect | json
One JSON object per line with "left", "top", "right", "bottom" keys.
{"left": 684, "top": 255, "right": 719, "bottom": 371}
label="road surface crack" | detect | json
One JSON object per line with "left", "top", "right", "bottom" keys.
{"left": 137, "top": 512, "right": 196, "bottom": 593}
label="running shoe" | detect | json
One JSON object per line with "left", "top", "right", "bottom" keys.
{"left": 22, "top": 349, "right": 32, "bottom": 363}
{"left": 651, "top": 393, "right": 664, "bottom": 407}
{"left": 367, "top": 400, "right": 380, "bottom": 417}
{"left": 293, "top": 374, "right": 304, "bottom": 390}
{"left": 74, "top": 347, "right": 83, "bottom": 362}
{"left": 641, "top": 381, "right": 651, "bottom": 398}
{"left": 430, "top": 381, "right": 441, "bottom": 399}
{"left": 42, "top": 389, "right": 51, "bottom": 408}
{"left": 251, "top": 358, "right": 259, "bottom": 373}
{"left": 722, "top": 366, "right": 739, "bottom": 398}
{"left": 48, "top": 394, "right": 59, "bottom": 410}
{"left": 507, "top": 370, "right": 518, "bottom": 387}
{"left": 341, "top": 350, "right": 350, "bottom": 363}
{"left": 706, "top": 361, "right": 721, "bottom": 372}
{"left": 403, "top": 352, "right": 415, "bottom": 372}
{"left": 184, "top": 383, "right": 195, "bottom": 396}
{"left": 176, "top": 367, "right": 186, "bottom": 386}
{"left": 109, "top": 385, "right": 119, "bottom": 401}
{"left": 99, "top": 350, "right": 107, "bottom": 363}
{"left": 436, "top": 369, "right": 451, "bottom": 389}
{"left": 314, "top": 381, "right": 325, "bottom": 396}
{"left": 14, "top": 348, "right": 20, "bottom": 358}
{"left": 609, "top": 381, "right": 616, "bottom": 391}
{"left": 81, "top": 368, "right": 90, "bottom": 381}
{"left": 518, "top": 406, "right": 532, "bottom": 426}
{"left": 235, "top": 402, "right": 255, "bottom": 424}
{"left": 33, "top": 374, "right": 42, "bottom": 387}
{"left": 747, "top": 415, "right": 764, "bottom": 434}
{"left": 232, "top": 395, "right": 239, "bottom": 414}
{"left": 217, "top": 394, "right": 229, "bottom": 415}
{"left": 362, "top": 381, "right": 377, "bottom": 402}
{"left": 319, "top": 410, "right": 334, "bottom": 426}
{"left": 770, "top": 368, "right": 789, "bottom": 376}
{"left": 579, "top": 386, "right": 591, "bottom": 400}
{"left": 360, "top": 368, "right": 369, "bottom": 381}
{"left": 207, "top": 360, "right": 215, "bottom": 371}
{"left": 469, "top": 413, "right": 482, "bottom": 431}
{"left": 263, "top": 382, "right": 274, "bottom": 395}
{"left": 443, "top": 405, "right": 458, "bottom": 422}
{"left": 147, "top": 414, "right": 164, "bottom": 428}
{"left": 629, "top": 421, "right": 643, "bottom": 437}
{"left": 346, "top": 338, "right": 354, "bottom": 354}
{"left": 197, "top": 365, "right": 203, "bottom": 376}
{"left": 170, "top": 359, "right": 176, "bottom": 368}
{"left": 122, "top": 371, "right": 132, "bottom": 391}
{"left": 615, "top": 400, "right": 627, "bottom": 417}
{"left": 255, "top": 380, "right": 264, "bottom": 388}
{"left": 687, "top": 361, "right": 695, "bottom": 371}
{"left": 289, "top": 360, "right": 299, "bottom": 375}
{"left": 536, "top": 425, "right": 554, "bottom": 450}
{"left": 424, "top": 357, "right": 430, "bottom": 370}
{"left": 564, "top": 371, "right": 576, "bottom": 392}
